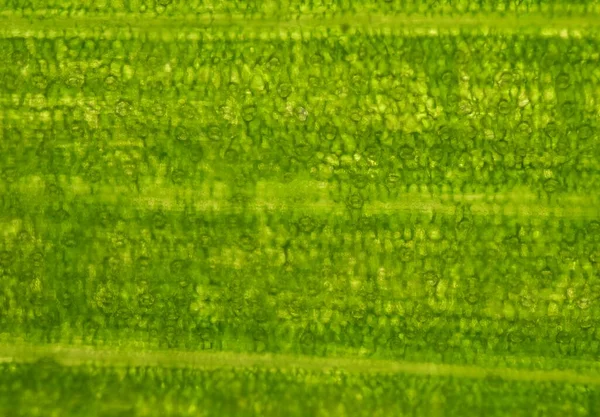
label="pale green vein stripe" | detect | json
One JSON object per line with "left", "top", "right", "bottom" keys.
{"left": 3, "top": 178, "right": 599, "bottom": 220}
{"left": 0, "top": 12, "right": 598, "bottom": 39}
{"left": 1, "top": 343, "right": 600, "bottom": 385}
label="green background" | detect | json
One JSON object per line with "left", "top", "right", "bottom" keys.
{"left": 1, "top": 1, "right": 600, "bottom": 415}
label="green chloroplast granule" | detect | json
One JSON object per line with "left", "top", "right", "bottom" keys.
{"left": 1, "top": 1, "right": 600, "bottom": 416}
